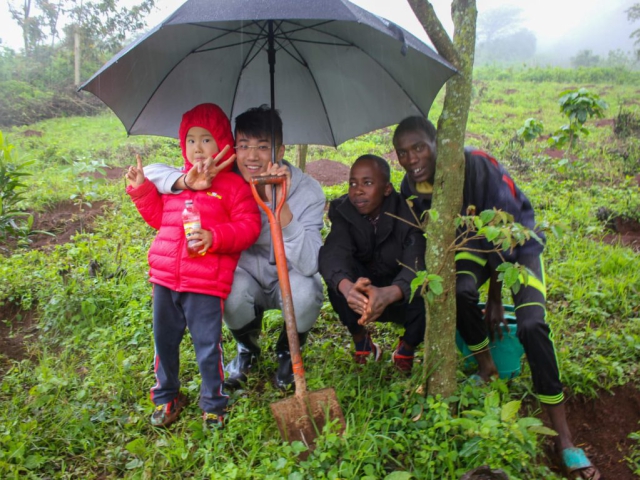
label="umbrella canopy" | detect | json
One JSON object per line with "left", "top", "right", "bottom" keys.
{"left": 80, "top": 0, "right": 456, "bottom": 146}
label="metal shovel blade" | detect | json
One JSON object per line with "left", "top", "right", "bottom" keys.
{"left": 270, "top": 387, "right": 345, "bottom": 447}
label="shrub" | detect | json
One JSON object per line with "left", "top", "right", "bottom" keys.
{"left": 0, "top": 131, "right": 33, "bottom": 247}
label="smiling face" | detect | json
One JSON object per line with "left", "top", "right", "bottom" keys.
{"left": 348, "top": 158, "right": 392, "bottom": 218}
{"left": 185, "top": 126, "right": 220, "bottom": 165}
{"left": 393, "top": 129, "right": 436, "bottom": 185}
{"left": 234, "top": 131, "right": 285, "bottom": 182}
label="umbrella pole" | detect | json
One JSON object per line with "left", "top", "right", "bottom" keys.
{"left": 268, "top": 20, "right": 278, "bottom": 265}
{"left": 268, "top": 19, "right": 277, "bottom": 167}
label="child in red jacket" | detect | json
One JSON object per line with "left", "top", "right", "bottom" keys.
{"left": 126, "top": 103, "right": 261, "bottom": 429}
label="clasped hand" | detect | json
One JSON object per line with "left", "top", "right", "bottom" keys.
{"left": 342, "top": 278, "right": 399, "bottom": 326}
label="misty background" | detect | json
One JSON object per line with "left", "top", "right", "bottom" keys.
{"left": 1, "top": 0, "right": 638, "bottom": 68}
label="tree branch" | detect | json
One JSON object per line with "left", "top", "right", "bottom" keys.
{"left": 408, "top": 0, "right": 459, "bottom": 65}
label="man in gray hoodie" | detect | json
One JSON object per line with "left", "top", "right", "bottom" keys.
{"left": 145, "top": 106, "right": 325, "bottom": 390}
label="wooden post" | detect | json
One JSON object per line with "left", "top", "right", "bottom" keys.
{"left": 297, "top": 144, "right": 308, "bottom": 172}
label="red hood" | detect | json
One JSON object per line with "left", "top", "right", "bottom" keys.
{"left": 178, "top": 103, "right": 235, "bottom": 173}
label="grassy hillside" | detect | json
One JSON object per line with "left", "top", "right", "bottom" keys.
{"left": 0, "top": 78, "right": 639, "bottom": 479}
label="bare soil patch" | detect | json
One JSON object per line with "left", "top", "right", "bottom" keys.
{"left": 601, "top": 216, "right": 640, "bottom": 252}
{"left": 541, "top": 385, "right": 640, "bottom": 479}
{"left": 26, "top": 200, "right": 110, "bottom": 251}
{"left": 0, "top": 303, "right": 37, "bottom": 377}
{"left": 594, "top": 118, "right": 614, "bottom": 128}
{"left": 305, "top": 159, "right": 351, "bottom": 186}
{"left": 540, "top": 148, "right": 578, "bottom": 160}
{"left": 22, "top": 129, "right": 43, "bottom": 137}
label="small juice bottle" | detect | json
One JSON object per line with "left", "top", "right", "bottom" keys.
{"left": 182, "top": 200, "right": 203, "bottom": 257}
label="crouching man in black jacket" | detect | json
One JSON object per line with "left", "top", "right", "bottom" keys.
{"left": 319, "top": 154, "right": 426, "bottom": 374}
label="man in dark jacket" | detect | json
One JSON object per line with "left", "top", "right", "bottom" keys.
{"left": 319, "top": 154, "right": 426, "bottom": 374}
{"left": 392, "top": 116, "right": 600, "bottom": 480}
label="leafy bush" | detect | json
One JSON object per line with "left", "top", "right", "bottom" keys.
{"left": 549, "top": 88, "right": 608, "bottom": 150}
{"left": 517, "top": 118, "right": 544, "bottom": 142}
{"left": 0, "top": 131, "right": 34, "bottom": 247}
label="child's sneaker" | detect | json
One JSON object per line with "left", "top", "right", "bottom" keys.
{"left": 392, "top": 339, "right": 415, "bottom": 374}
{"left": 203, "top": 412, "right": 226, "bottom": 430}
{"left": 150, "top": 392, "right": 188, "bottom": 427}
{"left": 354, "top": 332, "right": 382, "bottom": 364}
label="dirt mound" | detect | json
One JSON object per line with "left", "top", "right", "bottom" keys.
{"left": 26, "top": 200, "right": 110, "bottom": 251}
{"left": 596, "top": 208, "right": 640, "bottom": 252}
{"left": 0, "top": 303, "right": 37, "bottom": 377}
{"left": 548, "top": 385, "right": 640, "bottom": 479}
{"left": 602, "top": 218, "right": 640, "bottom": 251}
{"left": 305, "top": 159, "right": 350, "bottom": 186}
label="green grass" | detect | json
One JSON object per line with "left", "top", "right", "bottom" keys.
{"left": 0, "top": 76, "right": 639, "bottom": 478}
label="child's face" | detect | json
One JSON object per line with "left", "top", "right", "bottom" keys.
{"left": 185, "top": 126, "right": 219, "bottom": 164}
{"left": 348, "top": 159, "right": 392, "bottom": 218}
{"left": 234, "top": 131, "right": 285, "bottom": 182}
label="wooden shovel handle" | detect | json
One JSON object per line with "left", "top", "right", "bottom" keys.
{"left": 250, "top": 175, "right": 307, "bottom": 397}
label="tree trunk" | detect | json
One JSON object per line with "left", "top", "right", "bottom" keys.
{"left": 408, "top": 0, "right": 477, "bottom": 397}
{"left": 297, "top": 144, "right": 308, "bottom": 172}
{"left": 74, "top": 28, "right": 81, "bottom": 86}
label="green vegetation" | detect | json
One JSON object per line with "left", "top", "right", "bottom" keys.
{"left": 549, "top": 88, "right": 608, "bottom": 151}
{"left": 0, "top": 78, "right": 639, "bottom": 478}
{"left": 0, "top": 131, "right": 35, "bottom": 248}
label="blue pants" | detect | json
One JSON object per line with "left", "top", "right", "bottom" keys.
{"left": 151, "top": 284, "right": 228, "bottom": 415}
{"left": 456, "top": 253, "right": 564, "bottom": 405}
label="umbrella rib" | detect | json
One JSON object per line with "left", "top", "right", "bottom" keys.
{"left": 230, "top": 23, "right": 270, "bottom": 120}
{"left": 128, "top": 22, "right": 269, "bottom": 132}
{"left": 287, "top": 20, "right": 430, "bottom": 118}
{"left": 276, "top": 25, "right": 338, "bottom": 146}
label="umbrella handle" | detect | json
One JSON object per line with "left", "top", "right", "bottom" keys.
{"left": 250, "top": 175, "right": 308, "bottom": 397}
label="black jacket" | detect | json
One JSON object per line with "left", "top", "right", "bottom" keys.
{"left": 400, "top": 147, "right": 545, "bottom": 261}
{"left": 319, "top": 190, "right": 425, "bottom": 303}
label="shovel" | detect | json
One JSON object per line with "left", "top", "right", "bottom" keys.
{"left": 249, "top": 175, "right": 345, "bottom": 449}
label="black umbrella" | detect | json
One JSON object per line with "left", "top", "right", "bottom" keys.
{"left": 79, "top": 0, "right": 456, "bottom": 147}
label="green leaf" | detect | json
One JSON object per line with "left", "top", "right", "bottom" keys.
{"left": 484, "top": 391, "right": 500, "bottom": 409}
{"left": 496, "top": 262, "right": 513, "bottom": 272}
{"left": 459, "top": 437, "right": 482, "bottom": 457}
{"left": 125, "top": 458, "right": 144, "bottom": 469}
{"left": 384, "top": 472, "right": 414, "bottom": 480}
{"left": 428, "top": 274, "right": 443, "bottom": 296}
{"left": 125, "top": 438, "right": 147, "bottom": 456}
{"left": 483, "top": 226, "right": 500, "bottom": 243}
{"left": 517, "top": 417, "right": 543, "bottom": 428}
{"left": 450, "top": 418, "right": 478, "bottom": 430}
{"left": 503, "top": 266, "right": 520, "bottom": 289}
{"left": 410, "top": 270, "right": 428, "bottom": 301}
{"left": 528, "top": 425, "right": 558, "bottom": 436}
{"left": 479, "top": 210, "right": 496, "bottom": 224}
{"left": 501, "top": 400, "right": 521, "bottom": 422}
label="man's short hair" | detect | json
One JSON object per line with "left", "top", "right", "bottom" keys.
{"left": 393, "top": 116, "right": 437, "bottom": 146}
{"left": 354, "top": 154, "right": 391, "bottom": 183}
{"left": 234, "top": 104, "right": 283, "bottom": 145}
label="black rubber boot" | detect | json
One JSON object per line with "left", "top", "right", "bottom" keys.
{"left": 223, "top": 312, "right": 262, "bottom": 390}
{"left": 274, "top": 325, "right": 309, "bottom": 390}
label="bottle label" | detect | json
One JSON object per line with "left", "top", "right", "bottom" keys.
{"left": 184, "top": 221, "right": 201, "bottom": 238}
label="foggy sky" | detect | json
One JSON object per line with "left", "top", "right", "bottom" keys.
{"left": 1, "top": 0, "right": 637, "bottom": 62}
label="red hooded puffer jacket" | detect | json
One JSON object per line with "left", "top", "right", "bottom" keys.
{"left": 127, "top": 103, "right": 261, "bottom": 299}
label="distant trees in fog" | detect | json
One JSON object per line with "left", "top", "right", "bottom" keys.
{"left": 475, "top": 6, "right": 537, "bottom": 65}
